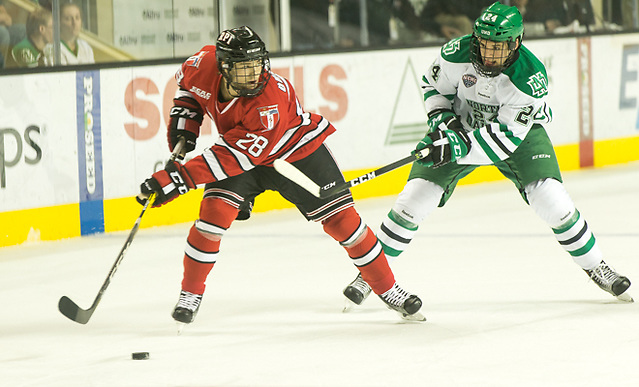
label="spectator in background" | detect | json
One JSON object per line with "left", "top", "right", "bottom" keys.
{"left": 389, "top": 0, "right": 440, "bottom": 44}
{"left": 515, "top": 0, "right": 597, "bottom": 35}
{"left": 46, "top": 1, "right": 94, "bottom": 65}
{"left": 419, "top": 0, "right": 492, "bottom": 40}
{"left": 513, "top": 0, "right": 565, "bottom": 34}
{"left": 0, "top": 1, "right": 27, "bottom": 68}
{"left": 9, "top": 7, "right": 53, "bottom": 67}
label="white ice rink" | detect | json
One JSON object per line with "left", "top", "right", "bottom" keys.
{"left": 2, "top": 162, "right": 639, "bottom": 387}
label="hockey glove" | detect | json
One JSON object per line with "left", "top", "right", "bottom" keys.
{"left": 414, "top": 128, "right": 471, "bottom": 168}
{"left": 137, "top": 161, "right": 195, "bottom": 207}
{"left": 167, "top": 102, "right": 204, "bottom": 154}
{"left": 414, "top": 108, "right": 471, "bottom": 168}
{"left": 426, "top": 108, "right": 463, "bottom": 133}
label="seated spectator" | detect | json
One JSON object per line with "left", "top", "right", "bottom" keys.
{"left": 0, "top": 1, "right": 27, "bottom": 68}
{"left": 9, "top": 7, "right": 53, "bottom": 68}
{"left": 389, "top": 0, "right": 441, "bottom": 44}
{"left": 419, "top": 0, "right": 493, "bottom": 41}
{"left": 46, "top": 2, "right": 94, "bottom": 65}
{"left": 519, "top": 0, "right": 596, "bottom": 34}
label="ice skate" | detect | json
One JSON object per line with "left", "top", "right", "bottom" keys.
{"left": 585, "top": 261, "right": 633, "bottom": 302}
{"left": 172, "top": 290, "right": 203, "bottom": 333}
{"left": 342, "top": 273, "right": 372, "bottom": 312}
{"left": 379, "top": 283, "right": 426, "bottom": 321}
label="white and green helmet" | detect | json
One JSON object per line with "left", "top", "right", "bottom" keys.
{"left": 470, "top": 2, "right": 524, "bottom": 76}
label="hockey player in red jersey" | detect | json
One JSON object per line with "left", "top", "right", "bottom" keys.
{"left": 138, "top": 26, "right": 423, "bottom": 325}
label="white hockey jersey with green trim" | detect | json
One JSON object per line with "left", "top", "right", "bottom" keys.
{"left": 421, "top": 34, "right": 552, "bottom": 165}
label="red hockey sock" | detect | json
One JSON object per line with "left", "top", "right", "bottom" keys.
{"left": 323, "top": 207, "right": 395, "bottom": 294}
{"left": 181, "top": 256, "right": 214, "bottom": 295}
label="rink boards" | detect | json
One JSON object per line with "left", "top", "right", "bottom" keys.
{"left": 2, "top": 34, "right": 639, "bottom": 247}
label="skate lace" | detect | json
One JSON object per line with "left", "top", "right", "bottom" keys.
{"left": 589, "top": 262, "right": 619, "bottom": 289}
{"left": 177, "top": 291, "right": 202, "bottom": 311}
{"left": 351, "top": 275, "right": 372, "bottom": 294}
{"left": 381, "top": 284, "right": 410, "bottom": 308}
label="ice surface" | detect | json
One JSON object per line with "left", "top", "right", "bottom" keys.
{"left": 2, "top": 162, "right": 639, "bottom": 387}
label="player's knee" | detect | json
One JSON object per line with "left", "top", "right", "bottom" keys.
{"left": 322, "top": 207, "right": 366, "bottom": 244}
{"left": 526, "top": 178, "right": 576, "bottom": 228}
{"left": 190, "top": 197, "right": 240, "bottom": 242}
{"left": 392, "top": 178, "right": 443, "bottom": 225}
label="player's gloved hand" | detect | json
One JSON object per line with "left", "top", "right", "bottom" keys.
{"left": 167, "top": 105, "right": 204, "bottom": 153}
{"left": 137, "top": 161, "right": 195, "bottom": 207}
{"left": 414, "top": 128, "right": 471, "bottom": 168}
{"left": 426, "top": 108, "right": 462, "bottom": 133}
{"left": 413, "top": 108, "right": 471, "bottom": 168}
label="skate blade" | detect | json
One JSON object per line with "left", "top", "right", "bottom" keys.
{"left": 176, "top": 322, "right": 186, "bottom": 335}
{"left": 399, "top": 311, "right": 426, "bottom": 322}
{"left": 615, "top": 292, "right": 634, "bottom": 303}
{"left": 342, "top": 298, "right": 359, "bottom": 313}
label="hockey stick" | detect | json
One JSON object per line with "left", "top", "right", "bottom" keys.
{"left": 273, "top": 147, "right": 431, "bottom": 199}
{"left": 58, "top": 138, "right": 186, "bottom": 324}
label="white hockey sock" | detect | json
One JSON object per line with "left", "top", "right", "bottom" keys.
{"left": 378, "top": 179, "right": 442, "bottom": 257}
{"left": 526, "top": 178, "right": 601, "bottom": 269}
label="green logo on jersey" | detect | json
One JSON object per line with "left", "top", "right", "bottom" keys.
{"left": 442, "top": 37, "right": 463, "bottom": 56}
{"left": 527, "top": 72, "right": 548, "bottom": 97}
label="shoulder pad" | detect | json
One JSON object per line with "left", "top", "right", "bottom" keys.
{"left": 440, "top": 35, "right": 472, "bottom": 64}
{"left": 504, "top": 46, "right": 549, "bottom": 98}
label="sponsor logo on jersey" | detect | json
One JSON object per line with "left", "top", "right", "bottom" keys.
{"left": 532, "top": 153, "right": 551, "bottom": 160}
{"left": 258, "top": 104, "right": 279, "bottom": 130}
{"left": 462, "top": 74, "right": 477, "bottom": 88}
{"left": 185, "top": 51, "right": 208, "bottom": 68}
{"left": 189, "top": 86, "right": 211, "bottom": 100}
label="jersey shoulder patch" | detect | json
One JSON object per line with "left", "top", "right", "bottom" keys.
{"left": 440, "top": 34, "right": 472, "bottom": 64}
{"left": 504, "top": 46, "right": 548, "bottom": 99}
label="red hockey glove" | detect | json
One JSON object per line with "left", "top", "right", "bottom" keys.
{"left": 138, "top": 161, "right": 195, "bottom": 207}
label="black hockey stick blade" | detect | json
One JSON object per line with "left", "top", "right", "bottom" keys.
{"left": 58, "top": 296, "right": 94, "bottom": 324}
{"left": 274, "top": 147, "right": 431, "bottom": 199}
{"left": 58, "top": 139, "right": 185, "bottom": 324}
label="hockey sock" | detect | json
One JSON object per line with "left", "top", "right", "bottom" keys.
{"left": 527, "top": 178, "right": 602, "bottom": 269}
{"left": 552, "top": 210, "right": 602, "bottom": 270}
{"left": 181, "top": 225, "right": 219, "bottom": 294}
{"left": 181, "top": 198, "right": 237, "bottom": 294}
{"left": 379, "top": 178, "right": 442, "bottom": 257}
{"left": 379, "top": 209, "right": 419, "bottom": 258}
{"left": 323, "top": 207, "right": 395, "bottom": 294}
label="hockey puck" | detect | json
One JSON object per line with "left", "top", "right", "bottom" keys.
{"left": 132, "top": 352, "right": 150, "bottom": 360}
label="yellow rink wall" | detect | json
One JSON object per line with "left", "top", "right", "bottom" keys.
{"left": 2, "top": 135, "right": 638, "bottom": 248}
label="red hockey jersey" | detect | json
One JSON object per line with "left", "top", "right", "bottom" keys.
{"left": 174, "top": 45, "right": 336, "bottom": 186}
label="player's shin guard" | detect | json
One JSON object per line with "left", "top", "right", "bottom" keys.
{"left": 379, "top": 209, "right": 420, "bottom": 258}
{"left": 526, "top": 178, "right": 602, "bottom": 269}
{"left": 379, "top": 179, "right": 442, "bottom": 257}
{"left": 323, "top": 207, "right": 395, "bottom": 294}
{"left": 181, "top": 198, "right": 237, "bottom": 294}
{"left": 551, "top": 210, "right": 602, "bottom": 268}
{"left": 181, "top": 224, "right": 219, "bottom": 294}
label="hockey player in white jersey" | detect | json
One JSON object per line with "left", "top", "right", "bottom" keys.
{"left": 343, "top": 1, "right": 632, "bottom": 307}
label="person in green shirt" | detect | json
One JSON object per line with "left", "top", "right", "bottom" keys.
{"left": 10, "top": 7, "right": 52, "bottom": 68}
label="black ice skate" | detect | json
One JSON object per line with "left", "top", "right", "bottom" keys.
{"left": 342, "top": 273, "right": 372, "bottom": 311}
{"left": 585, "top": 260, "right": 633, "bottom": 302}
{"left": 379, "top": 283, "right": 426, "bottom": 321}
{"left": 172, "top": 290, "right": 203, "bottom": 330}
